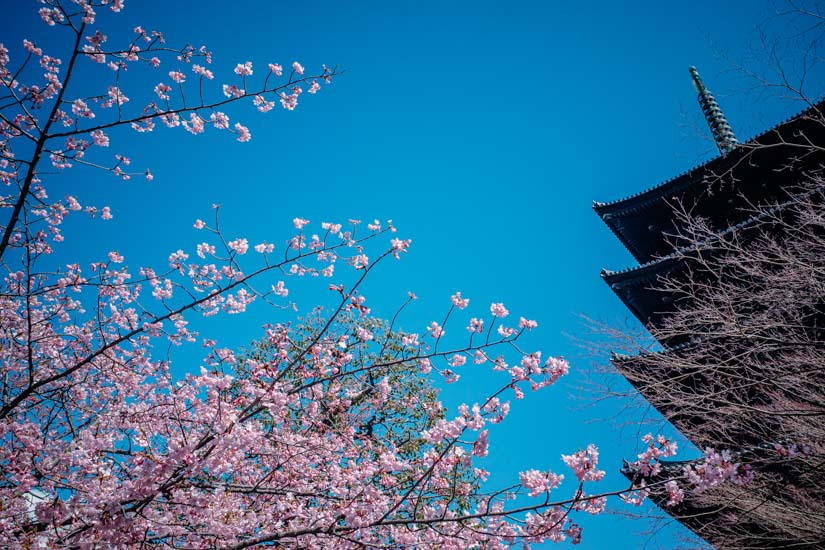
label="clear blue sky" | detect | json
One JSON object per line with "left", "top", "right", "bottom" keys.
{"left": 3, "top": 0, "right": 818, "bottom": 547}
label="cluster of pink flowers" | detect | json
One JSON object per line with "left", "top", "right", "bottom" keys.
{"left": 227, "top": 238, "right": 248, "bottom": 255}
{"left": 632, "top": 433, "right": 678, "bottom": 477}
{"left": 520, "top": 468, "right": 565, "bottom": 497}
{"left": 192, "top": 64, "right": 213, "bottom": 79}
{"left": 621, "top": 434, "right": 759, "bottom": 509}
{"left": 451, "top": 291, "right": 470, "bottom": 309}
{"left": 664, "top": 480, "right": 685, "bottom": 506}
{"left": 683, "top": 448, "right": 753, "bottom": 492}
{"left": 1, "top": 3, "right": 745, "bottom": 547}
{"left": 467, "top": 317, "right": 484, "bottom": 333}
{"left": 71, "top": 98, "right": 94, "bottom": 118}
{"left": 234, "top": 122, "right": 251, "bottom": 142}
{"left": 234, "top": 61, "right": 253, "bottom": 76}
{"left": 254, "top": 242, "right": 274, "bottom": 254}
{"left": 561, "top": 444, "right": 606, "bottom": 482}
{"left": 254, "top": 94, "right": 275, "bottom": 112}
{"left": 279, "top": 86, "right": 301, "bottom": 110}
{"left": 490, "top": 302, "right": 509, "bottom": 318}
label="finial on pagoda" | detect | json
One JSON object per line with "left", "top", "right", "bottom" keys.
{"left": 689, "top": 66, "right": 738, "bottom": 154}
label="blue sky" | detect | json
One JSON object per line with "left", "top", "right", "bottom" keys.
{"left": 3, "top": 0, "right": 820, "bottom": 547}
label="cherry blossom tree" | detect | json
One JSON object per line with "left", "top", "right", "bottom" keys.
{"left": 0, "top": 1, "right": 734, "bottom": 547}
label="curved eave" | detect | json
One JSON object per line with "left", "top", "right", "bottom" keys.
{"left": 594, "top": 147, "right": 740, "bottom": 219}
{"left": 601, "top": 185, "right": 823, "bottom": 284}
{"left": 592, "top": 212, "right": 652, "bottom": 266}
{"left": 601, "top": 256, "right": 680, "bottom": 286}
{"left": 593, "top": 99, "right": 825, "bottom": 217}
{"left": 594, "top": 158, "right": 725, "bottom": 219}
{"left": 601, "top": 256, "right": 681, "bottom": 324}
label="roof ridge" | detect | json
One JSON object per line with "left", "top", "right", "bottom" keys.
{"left": 593, "top": 99, "right": 825, "bottom": 212}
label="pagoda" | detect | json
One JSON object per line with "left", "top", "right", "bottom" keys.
{"left": 595, "top": 67, "right": 825, "bottom": 548}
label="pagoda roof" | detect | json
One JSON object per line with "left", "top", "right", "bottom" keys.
{"left": 600, "top": 256, "right": 681, "bottom": 332}
{"left": 609, "top": 327, "right": 814, "bottom": 449}
{"left": 594, "top": 100, "right": 825, "bottom": 264}
{"left": 601, "top": 187, "right": 822, "bottom": 334}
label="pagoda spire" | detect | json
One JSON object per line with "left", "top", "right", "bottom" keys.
{"left": 689, "top": 66, "right": 738, "bottom": 154}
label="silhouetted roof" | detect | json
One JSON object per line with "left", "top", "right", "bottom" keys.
{"left": 601, "top": 185, "right": 824, "bottom": 335}
{"left": 595, "top": 100, "right": 825, "bottom": 264}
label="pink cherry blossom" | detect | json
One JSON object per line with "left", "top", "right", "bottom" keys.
{"left": 106, "top": 85, "right": 128, "bottom": 105}
{"left": 169, "top": 70, "right": 186, "bottom": 83}
{"left": 154, "top": 82, "right": 172, "bottom": 99}
{"left": 472, "top": 430, "right": 490, "bottom": 457}
{"left": 183, "top": 112, "right": 205, "bottom": 135}
{"left": 427, "top": 321, "right": 444, "bottom": 338}
{"left": 321, "top": 221, "right": 342, "bottom": 233}
{"left": 222, "top": 84, "right": 244, "bottom": 98}
{"left": 253, "top": 95, "right": 275, "bottom": 112}
{"left": 234, "top": 122, "right": 251, "bottom": 142}
{"left": 561, "top": 444, "right": 606, "bottom": 482}
{"left": 228, "top": 238, "right": 248, "bottom": 254}
{"left": 467, "top": 317, "right": 484, "bottom": 333}
{"left": 0, "top": 5, "right": 693, "bottom": 546}
{"left": 401, "top": 333, "right": 420, "bottom": 347}
{"left": 451, "top": 291, "right": 470, "bottom": 309}
{"left": 196, "top": 242, "right": 216, "bottom": 258}
{"left": 490, "top": 302, "right": 509, "bottom": 318}
{"left": 192, "top": 64, "right": 213, "bottom": 79}
{"left": 520, "top": 469, "right": 564, "bottom": 497}
{"left": 71, "top": 98, "right": 94, "bottom": 118}
{"left": 90, "top": 129, "right": 109, "bottom": 146}
{"left": 390, "top": 237, "right": 410, "bottom": 257}
{"left": 210, "top": 111, "right": 229, "bottom": 129}
{"left": 23, "top": 39, "right": 43, "bottom": 56}
{"left": 356, "top": 326, "right": 374, "bottom": 341}
{"left": 234, "top": 61, "right": 253, "bottom": 76}
{"left": 497, "top": 324, "right": 516, "bottom": 337}
{"left": 664, "top": 480, "right": 685, "bottom": 506}
{"left": 272, "top": 280, "right": 288, "bottom": 296}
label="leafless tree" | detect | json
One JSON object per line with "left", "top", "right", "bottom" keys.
{"left": 593, "top": 3, "right": 825, "bottom": 547}
{"left": 612, "top": 180, "right": 825, "bottom": 548}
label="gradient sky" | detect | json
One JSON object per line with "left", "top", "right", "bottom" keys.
{"left": 3, "top": 1, "right": 820, "bottom": 547}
